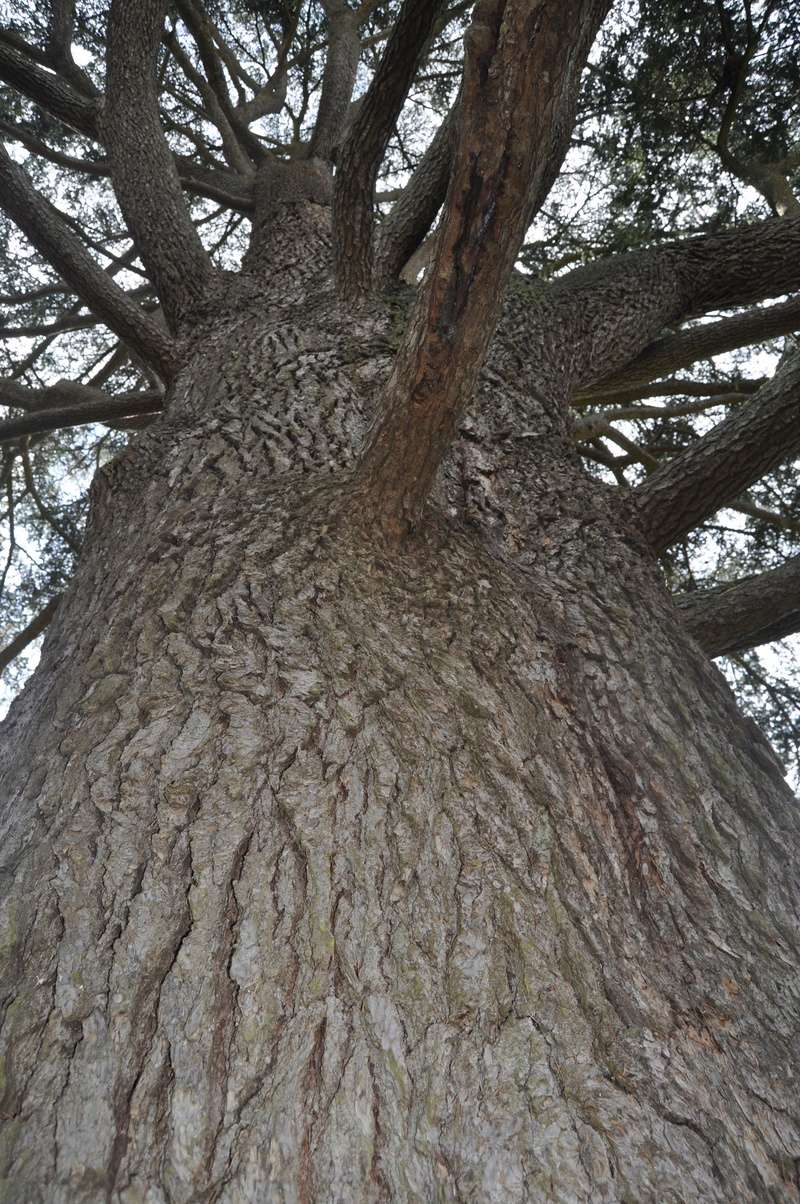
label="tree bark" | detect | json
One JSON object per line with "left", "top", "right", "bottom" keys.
{"left": 1, "top": 219, "right": 799, "bottom": 1203}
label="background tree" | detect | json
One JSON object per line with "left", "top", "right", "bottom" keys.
{"left": 0, "top": 1, "right": 799, "bottom": 1201}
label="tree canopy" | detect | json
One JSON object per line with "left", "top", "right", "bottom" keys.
{"left": 1, "top": 0, "right": 799, "bottom": 770}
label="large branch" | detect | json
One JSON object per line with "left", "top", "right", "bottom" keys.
{"left": 635, "top": 348, "right": 800, "bottom": 551}
{"left": 0, "top": 145, "right": 175, "bottom": 381}
{"left": 580, "top": 294, "right": 800, "bottom": 401}
{"left": 309, "top": 5, "right": 361, "bottom": 162}
{"left": 333, "top": 0, "right": 448, "bottom": 300}
{"left": 353, "top": 0, "right": 610, "bottom": 537}
{"left": 536, "top": 216, "right": 800, "bottom": 402}
{"left": 678, "top": 557, "right": 800, "bottom": 657}
{"left": 105, "top": 0, "right": 214, "bottom": 329}
{"left": 375, "top": 101, "right": 459, "bottom": 285}
{"left": 0, "top": 33, "right": 100, "bottom": 139}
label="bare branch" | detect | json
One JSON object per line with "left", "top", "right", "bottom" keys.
{"left": 376, "top": 102, "right": 459, "bottom": 285}
{"left": 584, "top": 294, "right": 800, "bottom": 400}
{"left": 0, "top": 32, "right": 100, "bottom": 138}
{"left": 573, "top": 376, "right": 766, "bottom": 408}
{"left": 0, "top": 144, "right": 175, "bottom": 381}
{"left": 173, "top": 0, "right": 267, "bottom": 164}
{"left": 105, "top": 0, "right": 215, "bottom": 328}
{"left": 353, "top": 0, "right": 611, "bottom": 536}
{"left": 334, "top": 0, "right": 449, "bottom": 300}
{"left": 678, "top": 557, "right": 800, "bottom": 656}
{"left": 0, "top": 390, "right": 164, "bottom": 445}
{"left": 0, "top": 594, "right": 61, "bottom": 675}
{"left": 635, "top": 348, "right": 800, "bottom": 551}
{"left": 309, "top": 7, "right": 360, "bottom": 161}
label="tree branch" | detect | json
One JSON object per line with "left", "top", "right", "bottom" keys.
{"left": 528, "top": 215, "right": 800, "bottom": 405}
{"left": 635, "top": 347, "right": 800, "bottom": 551}
{"left": 309, "top": 7, "right": 360, "bottom": 161}
{"left": 0, "top": 32, "right": 100, "bottom": 138}
{"left": 333, "top": 0, "right": 449, "bottom": 300}
{"left": 0, "top": 390, "right": 164, "bottom": 445}
{"left": 583, "top": 294, "right": 800, "bottom": 400}
{"left": 105, "top": 0, "right": 215, "bottom": 328}
{"left": 353, "top": 0, "right": 610, "bottom": 537}
{"left": 0, "top": 594, "right": 61, "bottom": 675}
{"left": 174, "top": 0, "right": 267, "bottom": 164}
{"left": 678, "top": 557, "right": 800, "bottom": 656}
{"left": 0, "top": 144, "right": 175, "bottom": 381}
{"left": 376, "top": 101, "right": 459, "bottom": 285}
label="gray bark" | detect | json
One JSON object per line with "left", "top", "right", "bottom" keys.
{"left": 1, "top": 211, "right": 799, "bottom": 1203}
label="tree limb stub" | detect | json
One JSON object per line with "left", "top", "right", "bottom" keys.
{"left": 353, "top": 0, "right": 611, "bottom": 539}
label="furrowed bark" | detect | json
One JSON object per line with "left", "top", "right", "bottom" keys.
{"left": 2, "top": 257, "right": 800, "bottom": 1200}
{"left": 333, "top": 0, "right": 448, "bottom": 300}
{"left": 0, "top": 33, "right": 100, "bottom": 138}
{"left": 105, "top": 0, "right": 215, "bottom": 329}
{"left": 635, "top": 348, "right": 800, "bottom": 552}
{"left": 375, "top": 102, "right": 459, "bottom": 285}
{"left": 354, "top": 0, "right": 611, "bottom": 538}
{"left": 0, "top": 594, "right": 61, "bottom": 674}
{"left": 677, "top": 556, "right": 800, "bottom": 657}
{"left": 582, "top": 294, "right": 800, "bottom": 400}
{"left": 309, "top": 5, "right": 361, "bottom": 162}
{"left": 0, "top": 392, "right": 164, "bottom": 445}
{"left": 0, "top": 146, "right": 175, "bottom": 381}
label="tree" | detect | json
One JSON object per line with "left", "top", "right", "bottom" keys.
{"left": 0, "top": 0, "right": 799, "bottom": 1198}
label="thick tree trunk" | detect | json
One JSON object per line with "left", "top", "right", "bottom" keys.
{"left": 1, "top": 219, "right": 799, "bottom": 1202}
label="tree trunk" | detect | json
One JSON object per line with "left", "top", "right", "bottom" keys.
{"left": 1, "top": 214, "right": 799, "bottom": 1203}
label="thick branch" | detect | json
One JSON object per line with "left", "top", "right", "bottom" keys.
{"left": 353, "top": 0, "right": 610, "bottom": 536}
{"left": 521, "top": 215, "right": 800, "bottom": 409}
{"left": 0, "top": 33, "right": 99, "bottom": 138}
{"left": 309, "top": 7, "right": 360, "bottom": 161}
{"left": 584, "top": 294, "right": 800, "bottom": 399}
{"left": 0, "top": 594, "right": 61, "bottom": 675}
{"left": 0, "top": 145, "right": 175, "bottom": 380}
{"left": 333, "top": 0, "right": 448, "bottom": 300}
{"left": 678, "top": 557, "right": 800, "bottom": 656}
{"left": 0, "top": 390, "right": 164, "bottom": 445}
{"left": 105, "top": 0, "right": 214, "bottom": 328}
{"left": 376, "top": 102, "right": 458, "bottom": 284}
{"left": 635, "top": 348, "right": 800, "bottom": 551}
